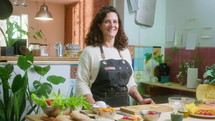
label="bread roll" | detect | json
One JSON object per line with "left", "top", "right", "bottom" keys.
{"left": 70, "top": 111, "right": 92, "bottom": 121}
{"left": 55, "top": 115, "right": 72, "bottom": 121}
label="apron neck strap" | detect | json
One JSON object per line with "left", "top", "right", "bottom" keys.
{"left": 99, "top": 46, "right": 123, "bottom": 60}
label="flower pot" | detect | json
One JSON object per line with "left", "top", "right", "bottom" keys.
{"left": 12, "top": 39, "right": 27, "bottom": 55}
{"left": 0, "top": 46, "right": 14, "bottom": 56}
{"left": 154, "top": 63, "right": 170, "bottom": 83}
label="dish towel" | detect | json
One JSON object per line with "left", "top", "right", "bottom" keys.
{"left": 135, "top": 0, "right": 157, "bottom": 27}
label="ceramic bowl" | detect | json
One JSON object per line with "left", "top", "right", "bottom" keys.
{"left": 140, "top": 110, "right": 161, "bottom": 121}
{"left": 171, "top": 112, "right": 184, "bottom": 121}
{"left": 97, "top": 111, "right": 116, "bottom": 120}
{"left": 91, "top": 104, "right": 100, "bottom": 114}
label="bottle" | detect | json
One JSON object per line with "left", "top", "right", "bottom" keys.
{"left": 54, "top": 42, "right": 64, "bottom": 57}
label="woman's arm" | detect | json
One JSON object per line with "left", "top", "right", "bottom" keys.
{"left": 128, "top": 86, "right": 155, "bottom": 104}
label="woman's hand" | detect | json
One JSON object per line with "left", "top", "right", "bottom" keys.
{"left": 140, "top": 98, "right": 155, "bottom": 104}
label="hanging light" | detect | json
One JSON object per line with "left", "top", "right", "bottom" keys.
{"left": 35, "top": 1, "right": 53, "bottom": 21}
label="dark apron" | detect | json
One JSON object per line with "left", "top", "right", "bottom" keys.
{"left": 91, "top": 46, "right": 132, "bottom": 107}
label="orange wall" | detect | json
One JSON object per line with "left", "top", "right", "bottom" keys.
{"left": 11, "top": 0, "right": 65, "bottom": 56}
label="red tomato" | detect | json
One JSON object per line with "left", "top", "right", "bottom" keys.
{"left": 148, "top": 111, "right": 156, "bottom": 115}
{"left": 46, "top": 99, "right": 54, "bottom": 106}
{"left": 122, "top": 116, "right": 132, "bottom": 120}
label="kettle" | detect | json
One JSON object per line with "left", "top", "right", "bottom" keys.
{"left": 54, "top": 42, "right": 64, "bottom": 56}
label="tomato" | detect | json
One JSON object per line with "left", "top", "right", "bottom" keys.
{"left": 148, "top": 111, "right": 156, "bottom": 115}
{"left": 46, "top": 99, "right": 54, "bottom": 106}
{"left": 122, "top": 116, "right": 132, "bottom": 120}
{"left": 195, "top": 109, "right": 215, "bottom": 116}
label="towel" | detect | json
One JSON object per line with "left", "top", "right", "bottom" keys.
{"left": 135, "top": 0, "right": 157, "bottom": 27}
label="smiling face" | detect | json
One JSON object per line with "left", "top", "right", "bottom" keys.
{"left": 99, "top": 12, "right": 119, "bottom": 41}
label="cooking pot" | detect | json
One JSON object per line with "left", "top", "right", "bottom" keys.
{"left": 0, "top": 0, "right": 13, "bottom": 20}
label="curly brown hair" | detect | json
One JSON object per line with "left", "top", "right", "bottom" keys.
{"left": 85, "top": 6, "right": 128, "bottom": 50}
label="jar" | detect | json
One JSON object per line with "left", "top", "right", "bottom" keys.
{"left": 40, "top": 44, "right": 48, "bottom": 56}
{"left": 29, "top": 43, "right": 40, "bottom": 56}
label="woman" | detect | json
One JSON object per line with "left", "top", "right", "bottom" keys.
{"left": 75, "top": 6, "right": 154, "bottom": 107}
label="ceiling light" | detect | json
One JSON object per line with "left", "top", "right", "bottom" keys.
{"left": 35, "top": 1, "right": 53, "bottom": 21}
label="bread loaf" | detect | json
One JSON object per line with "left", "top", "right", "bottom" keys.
{"left": 70, "top": 111, "right": 93, "bottom": 121}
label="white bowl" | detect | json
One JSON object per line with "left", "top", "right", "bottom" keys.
{"left": 140, "top": 110, "right": 161, "bottom": 121}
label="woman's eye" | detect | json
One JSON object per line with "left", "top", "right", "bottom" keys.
{"left": 113, "top": 20, "right": 118, "bottom": 24}
{"left": 104, "top": 20, "right": 110, "bottom": 24}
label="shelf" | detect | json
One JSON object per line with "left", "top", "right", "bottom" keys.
{"left": 142, "top": 81, "right": 196, "bottom": 93}
{"left": 0, "top": 56, "right": 79, "bottom": 65}
{"left": 0, "top": 56, "right": 79, "bottom": 61}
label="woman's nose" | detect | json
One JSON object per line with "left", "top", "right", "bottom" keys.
{"left": 110, "top": 22, "right": 115, "bottom": 27}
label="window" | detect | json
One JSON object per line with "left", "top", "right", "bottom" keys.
{"left": 0, "top": 14, "right": 28, "bottom": 46}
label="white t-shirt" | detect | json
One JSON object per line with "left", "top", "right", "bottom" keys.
{"left": 75, "top": 46, "right": 137, "bottom": 96}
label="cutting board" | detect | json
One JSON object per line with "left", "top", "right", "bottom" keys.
{"left": 120, "top": 104, "right": 173, "bottom": 115}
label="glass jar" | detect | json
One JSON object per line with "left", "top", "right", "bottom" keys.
{"left": 40, "top": 44, "right": 48, "bottom": 56}
{"left": 29, "top": 43, "right": 40, "bottom": 56}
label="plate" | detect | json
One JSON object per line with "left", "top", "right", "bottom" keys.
{"left": 190, "top": 114, "right": 215, "bottom": 119}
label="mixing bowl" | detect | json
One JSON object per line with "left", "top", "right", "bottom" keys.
{"left": 41, "top": 106, "right": 71, "bottom": 117}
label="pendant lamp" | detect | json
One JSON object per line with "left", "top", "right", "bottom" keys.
{"left": 35, "top": 1, "right": 53, "bottom": 21}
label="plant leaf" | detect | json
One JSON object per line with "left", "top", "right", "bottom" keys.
{"left": 31, "top": 94, "right": 47, "bottom": 106}
{"left": 14, "top": 94, "right": 20, "bottom": 121}
{"left": 33, "top": 80, "right": 41, "bottom": 90}
{"left": 47, "top": 75, "right": 66, "bottom": 85}
{"left": 36, "top": 83, "right": 52, "bottom": 97}
{"left": 26, "top": 54, "right": 34, "bottom": 64}
{"left": 0, "top": 99, "right": 6, "bottom": 120}
{"left": 6, "top": 95, "right": 13, "bottom": 121}
{"left": 12, "top": 74, "right": 23, "bottom": 93}
{"left": 33, "top": 65, "right": 50, "bottom": 76}
{"left": 5, "top": 64, "right": 14, "bottom": 74}
{"left": 17, "top": 55, "right": 33, "bottom": 71}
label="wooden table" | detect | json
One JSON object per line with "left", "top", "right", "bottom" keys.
{"left": 25, "top": 104, "right": 215, "bottom": 121}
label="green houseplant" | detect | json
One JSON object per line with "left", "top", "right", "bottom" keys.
{"left": 0, "top": 19, "right": 44, "bottom": 55}
{"left": 203, "top": 64, "right": 215, "bottom": 85}
{"left": 0, "top": 54, "right": 66, "bottom": 121}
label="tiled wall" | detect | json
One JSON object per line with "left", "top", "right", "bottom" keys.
{"left": 165, "top": 47, "right": 215, "bottom": 83}
{"left": 128, "top": 45, "right": 161, "bottom": 82}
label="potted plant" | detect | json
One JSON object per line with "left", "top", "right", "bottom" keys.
{"left": 0, "top": 19, "right": 44, "bottom": 56}
{"left": 0, "top": 54, "right": 66, "bottom": 121}
{"left": 153, "top": 55, "right": 170, "bottom": 83}
{"left": 0, "top": 20, "right": 23, "bottom": 55}
{"left": 203, "top": 64, "right": 215, "bottom": 85}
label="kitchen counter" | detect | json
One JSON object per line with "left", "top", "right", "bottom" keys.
{"left": 141, "top": 81, "right": 196, "bottom": 98}
{"left": 25, "top": 104, "right": 215, "bottom": 121}
{"left": 0, "top": 56, "right": 79, "bottom": 65}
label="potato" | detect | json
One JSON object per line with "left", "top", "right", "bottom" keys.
{"left": 70, "top": 111, "right": 93, "bottom": 121}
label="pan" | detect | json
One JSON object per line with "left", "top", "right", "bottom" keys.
{"left": 0, "top": 0, "right": 13, "bottom": 20}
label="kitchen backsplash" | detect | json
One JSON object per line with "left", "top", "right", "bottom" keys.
{"left": 165, "top": 47, "right": 215, "bottom": 84}
{"left": 128, "top": 45, "right": 161, "bottom": 82}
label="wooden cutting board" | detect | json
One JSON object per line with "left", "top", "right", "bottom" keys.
{"left": 120, "top": 104, "right": 173, "bottom": 115}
